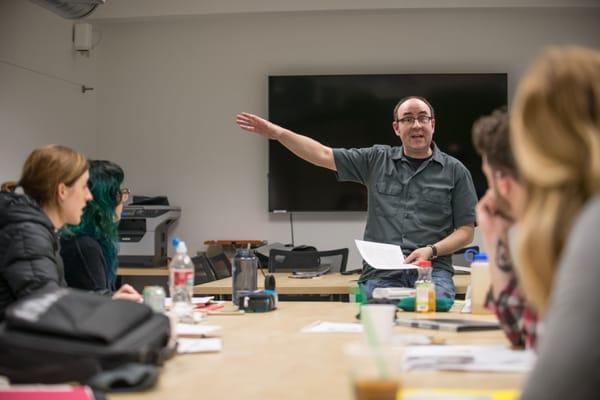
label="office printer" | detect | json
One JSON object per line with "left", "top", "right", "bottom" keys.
{"left": 118, "top": 196, "right": 181, "bottom": 267}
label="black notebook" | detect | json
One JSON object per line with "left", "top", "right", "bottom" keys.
{"left": 396, "top": 318, "right": 500, "bottom": 332}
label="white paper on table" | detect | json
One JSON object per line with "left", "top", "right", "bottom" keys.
{"left": 177, "top": 338, "right": 223, "bottom": 353}
{"left": 355, "top": 240, "right": 418, "bottom": 270}
{"left": 165, "top": 296, "right": 215, "bottom": 307}
{"left": 403, "top": 345, "right": 536, "bottom": 373}
{"left": 176, "top": 323, "right": 221, "bottom": 336}
{"left": 391, "top": 334, "right": 434, "bottom": 346}
{"left": 302, "top": 321, "right": 363, "bottom": 333}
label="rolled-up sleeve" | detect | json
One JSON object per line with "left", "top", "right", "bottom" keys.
{"left": 333, "top": 147, "right": 373, "bottom": 184}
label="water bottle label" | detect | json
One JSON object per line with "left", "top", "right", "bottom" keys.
{"left": 173, "top": 270, "right": 193, "bottom": 286}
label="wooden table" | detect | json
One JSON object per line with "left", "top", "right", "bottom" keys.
{"left": 110, "top": 302, "right": 524, "bottom": 400}
{"left": 194, "top": 272, "right": 469, "bottom": 296}
{"left": 194, "top": 272, "right": 358, "bottom": 295}
{"left": 118, "top": 267, "right": 168, "bottom": 277}
{"left": 117, "top": 269, "right": 469, "bottom": 296}
{"left": 203, "top": 239, "right": 267, "bottom": 247}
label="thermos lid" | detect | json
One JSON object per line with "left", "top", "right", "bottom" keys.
{"left": 235, "top": 248, "right": 254, "bottom": 257}
{"left": 473, "top": 252, "right": 488, "bottom": 262}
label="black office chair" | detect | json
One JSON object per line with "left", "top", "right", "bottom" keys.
{"left": 191, "top": 255, "right": 216, "bottom": 284}
{"left": 208, "top": 252, "right": 232, "bottom": 280}
{"left": 451, "top": 246, "right": 480, "bottom": 268}
{"left": 268, "top": 248, "right": 349, "bottom": 273}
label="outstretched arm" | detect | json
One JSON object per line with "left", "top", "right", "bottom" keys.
{"left": 236, "top": 112, "right": 336, "bottom": 171}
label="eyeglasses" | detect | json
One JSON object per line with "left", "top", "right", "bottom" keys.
{"left": 396, "top": 115, "right": 433, "bottom": 125}
{"left": 117, "top": 187, "right": 130, "bottom": 204}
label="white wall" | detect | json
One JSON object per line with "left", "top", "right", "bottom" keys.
{"left": 0, "top": 0, "right": 98, "bottom": 184}
{"left": 93, "top": 7, "right": 599, "bottom": 265}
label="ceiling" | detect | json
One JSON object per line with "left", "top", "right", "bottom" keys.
{"left": 89, "top": 0, "right": 600, "bottom": 22}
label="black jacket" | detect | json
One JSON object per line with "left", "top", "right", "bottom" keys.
{"left": 61, "top": 235, "right": 114, "bottom": 295}
{"left": 0, "top": 192, "right": 66, "bottom": 320}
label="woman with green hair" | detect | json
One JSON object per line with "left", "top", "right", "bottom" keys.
{"left": 61, "top": 160, "right": 138, "bottom": 297}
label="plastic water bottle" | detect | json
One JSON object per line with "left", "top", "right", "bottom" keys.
{"left": 232, "top": 248, "right": 258, "bottom": 305}
{"left": 470, "top": 252, "right": 492, "bottom": 314}
{"left": 169, "top": 239, "right": 194, "bottom": 322}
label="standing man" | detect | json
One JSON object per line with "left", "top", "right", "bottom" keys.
{"left": 236, "top": 96, "right": 477, "bottom": 299}
{"left": 472, "top": 108, "right": 538, "bottom": 348}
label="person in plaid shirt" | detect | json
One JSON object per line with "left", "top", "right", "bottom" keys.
{"left": 471, "top": 108, "right": 538, "bottom": 349}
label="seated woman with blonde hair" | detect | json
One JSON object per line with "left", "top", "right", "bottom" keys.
{"left": 0, "top": 145, "right": 141, "bottom": 321}
{"left": 510, "top": 46, "right": 600, "bottom": 399}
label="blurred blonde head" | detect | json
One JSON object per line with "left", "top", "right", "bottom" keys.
{"left": 510, "top": 46, "right": 600, "bottom": 314}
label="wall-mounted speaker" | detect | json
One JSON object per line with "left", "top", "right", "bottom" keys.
{"left": 73, "top": 23, "right": 93, "bottom": 52}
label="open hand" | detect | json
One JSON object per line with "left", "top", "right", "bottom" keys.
{"left": 236, "top": 112, "right": 283, "bottom": 140}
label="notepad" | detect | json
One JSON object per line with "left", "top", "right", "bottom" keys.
{"left": 396, "top": 318, "right": 500, "bottom": 332}
{"left": 0, "top": 386, "right": 95, "bottom": 400}
{"left": 402, "top": 388, "right": 520, "bottom": 400}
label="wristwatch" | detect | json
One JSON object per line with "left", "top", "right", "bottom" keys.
{"left": 427, "top": 244, "right": 438, "bottom": 260}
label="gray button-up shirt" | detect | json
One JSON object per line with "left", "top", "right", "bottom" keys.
{"left": 333, "top": 143, "right": 477, "bottom": 281}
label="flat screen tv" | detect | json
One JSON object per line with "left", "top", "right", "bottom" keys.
{"left": 268, "top": 73, "right": 507, "bottom": 212}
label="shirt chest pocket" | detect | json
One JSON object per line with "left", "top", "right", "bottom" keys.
{"left": 374, "top": 181, "right": 403, "bottom": 217}
{"left": 417, "top": 188, "right": 452, "bottom": 226}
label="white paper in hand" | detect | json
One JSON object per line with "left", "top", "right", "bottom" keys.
{"left": 355, "top": 239, "right": 418, "bottom": 270}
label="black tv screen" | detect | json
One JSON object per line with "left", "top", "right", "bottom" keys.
{"left": 268, "top": 73, "right": 507, "bottom": 212}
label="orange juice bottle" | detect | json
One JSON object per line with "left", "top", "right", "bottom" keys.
{"left": 416, "top": 260, "right": 435, "bottom": 312}
{"left": 428, "top": 281, "right": 436, "bottom": 312}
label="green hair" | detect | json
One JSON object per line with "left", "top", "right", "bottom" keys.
{"left": 64, "top": 160, "right": 124, "bottom": 289}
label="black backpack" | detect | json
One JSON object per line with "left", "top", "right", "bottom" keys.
{"left": 0, "top": 287, "right": 174, "bottom": 387}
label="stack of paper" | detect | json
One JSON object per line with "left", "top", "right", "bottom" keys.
{"left": 404, "top": 345, "right": 536, "bottom": 373}
{"left": 165, "top": 296, "right": 214, "bottom": 307}
{"left": 176, "top": 323, "right": 221, "bottom": 336}
{"left": 177, "top": 338, "right": 223, "bottom": 353}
